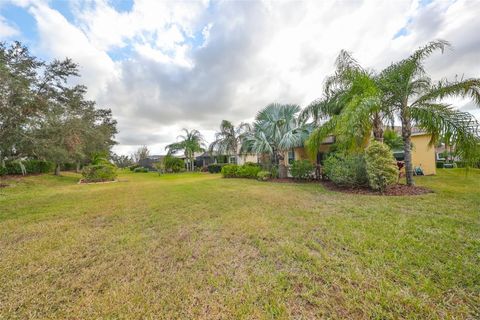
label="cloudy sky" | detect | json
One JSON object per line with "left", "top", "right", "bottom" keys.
{"left": 1, "top": 0, "right": 479, "bottom": 155}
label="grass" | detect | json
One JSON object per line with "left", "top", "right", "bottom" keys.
{"left": 0, "top": 169, "right": 479, "bottom": 319}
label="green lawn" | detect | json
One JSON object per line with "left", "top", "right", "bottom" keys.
{"left": 0, "top": 169, "right": 479, "bottom": 319}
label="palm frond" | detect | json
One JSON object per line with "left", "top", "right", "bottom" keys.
{"left": 414, "top": 78, "right": 480, "bottom": 106}
{"left": 306, "top": 118, "right": 337, "bottom": 158}
{"left": 410, "top": 39, "right": 450, "bottom": 64}
{"left": 411, "top": 103, "right": 480, "bottom": 166}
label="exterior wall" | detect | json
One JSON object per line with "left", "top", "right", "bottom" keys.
{"left": 411, "top": 134, "right": 436, "bottom": 175}
{"left": 288, "top": 145, "right": 331, "bottom": 163}
{"left": 237, "top": 153, "right": 258, "bottom": 165}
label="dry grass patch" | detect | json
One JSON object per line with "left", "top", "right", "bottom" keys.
{"left": 1, "top": 169, "right": 479, "bottom": 319}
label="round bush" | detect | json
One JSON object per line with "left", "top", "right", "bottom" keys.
{"left": 364, "top": 141, "right": 398, "bottom": 192}
{"left": 81, "top": 164, "right": 117, "bottom": 182}
{"left": 323, "top": 153, "right": 368, "bottom": 187}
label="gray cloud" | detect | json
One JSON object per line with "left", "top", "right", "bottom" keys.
{"left": 8, "top": 0, "right": 479, "bottom": 155}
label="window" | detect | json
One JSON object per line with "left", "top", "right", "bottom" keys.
{"left": 288, "top": 149, "right": 295, "bottom": 164}
{"left": 229, "top": 156, "right": 237, "bottom": 164}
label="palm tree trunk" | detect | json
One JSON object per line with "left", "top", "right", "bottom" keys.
{"left": 278, "top": 153, "right": 288, "bottom": 179}
{"left": 373, "top": 112, "right": 384, "bottom": 142}
{"left": 401, "top": 108, "right": 414, "bottom": 186}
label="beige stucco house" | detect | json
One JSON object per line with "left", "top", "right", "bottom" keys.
{"left": 278, "top": 133, "right": 436, "bottom": 175}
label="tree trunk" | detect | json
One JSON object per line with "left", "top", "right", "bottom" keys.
{"left": 76, "top": 162, "right": 81, "bottom": 173}
{"left": 372, "top": 112, "right": 384, "bottom": 143}
{"left": 401, "top": 108, "right": 414, "bottom": 186}
{"left": 55, "top": 163, "right": 61, "bottom": 176}
{"left": 278, "top": 153, "right": 288, "bottom": 179}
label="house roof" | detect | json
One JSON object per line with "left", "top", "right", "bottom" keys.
{"left": 388, "top": 126, "right": 429, "bottom": 136}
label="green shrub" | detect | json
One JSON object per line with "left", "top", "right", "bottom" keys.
{"left": 0, "top": 166, "right": 6, "bottom": 176}
{"left": 129, "top": 165, "right": 140, "bottom": 171}
{"left": 436, "top": 161, "right": 445, "bottom": 168}
{"left": 24, "top": 160, "right": 55, "bottom": 174}
{"left": 237, "top": 163, "right": 261, "bottom": 178}
{"left": 289, "top": 160, "right": 314, "bottom": 180}
{"left": 222, "top": 163, "right": 261, "bottom": 179}
{"left": 133, "top": 167, "right": 149, "bottom": 173}
{"left": 257, "top": 170, "right": 271, "bottom": 181}
{"left": 221, "top": 164, "right": 238, "bottom": 178}
{"left": 163, "top": 155, "right": 184, "bottom": 173}
{"left": 324, "top": 153, "right": 368, "bottom": 187}
{"left": 81, "top": 164, "right": 117, "bottom": 182}
{"left": 4, "top": 162, "right": 23, "bottom": 175}
{"left": 270, "top": 165, "right": 279, "bottom": 179}
{"left": 207, "top": 163, "right": 225, "bottom": 173}
{"left": 364, "top": 141, "right": 398, "bottom": 192}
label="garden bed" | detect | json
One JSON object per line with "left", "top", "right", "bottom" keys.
{"left": 321, "top": 180, "right": 433, "bottom": 196}
{"left": 268, "top": 178, "right": 318, "bottom": 184}
{"left": 78, "top": 179, "right": 118, "bottom": 185}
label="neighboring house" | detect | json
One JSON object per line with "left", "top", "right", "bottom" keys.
{"left": 138, "top": 155, "right": 165, "bottom": 169}
{"left": 194, "top": 152, "right": 217, "bottom": 168}
{"left": 194, "top": 150, "right": 258, "bottom": 167}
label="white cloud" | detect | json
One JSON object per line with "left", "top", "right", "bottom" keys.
{"left": 0, "top": 15, "right": 19, "bottom": 38}
{"left": 28, "top": 2, "right": 117, "bottom": 99}
{"left": 5, "top": 0, "right": 479, "bottom": 155}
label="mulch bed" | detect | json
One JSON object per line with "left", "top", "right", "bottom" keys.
{"left": 268, "top": 178, "right": 433, "bottom": 196}
{"left": 78, "top": 179, "right": 118, "bottom": 184}
{"left": 321, "top": 180, "right": 433, "bottom": 196}
{"left": 269, "top": 178, "right": 318, "bottom": 184}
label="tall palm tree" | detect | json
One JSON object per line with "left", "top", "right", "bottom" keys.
{"left": 305, "top": 50, "right": 389, "bottom": 156}
{"left": 165, "top": 129, "right": 205, "bottom": 171}
{"left": 307, "top": 40, "right": 480, "bottom": 186}
{"left": 241, "top": 103, "right": 312, "bottom": 178}
{"left": 209, "top": 120, "right": 250, "bottom": 163}
{"left": 378, "top": 40, "right": 480, "bottom": 185}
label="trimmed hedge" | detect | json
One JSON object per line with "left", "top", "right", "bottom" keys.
{"left": 25, "top": 160, "right": 55, "bottom": 174}
{"left": 221, "top": 163, "right": 261, "bottom": 179}
{"left": 221, "top": 164, "right": 238, "bottom": 177}
{"left": 0, "top": 160, "right": 54, "bottom": 176}
{"left": 133, "top": 166, "right": 149, "bottom": 173}
{"left": 324, "top": 153, "right": 368, "bottom": 187}
{"left": 81, "top": 164, "right": 117, "bottom": 182}
{"left": 207, "top": 163, "right": 225, "bottom": 173}
{"left": 289, "top": 160, "right": 314, "bottom": 180}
